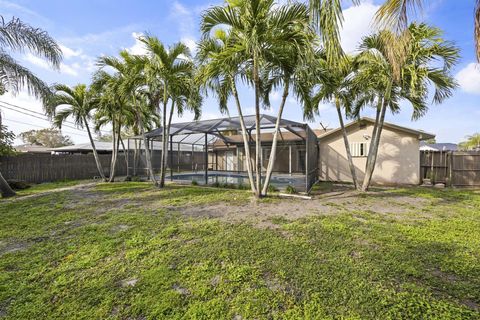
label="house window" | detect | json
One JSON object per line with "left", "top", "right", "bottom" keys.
{"left": 350, "top": 142, "right": 369, "bottom": 157}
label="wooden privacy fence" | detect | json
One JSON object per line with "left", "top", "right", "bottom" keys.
{"left": 420, "top": 151, "right": 480, "bottom": 186}
{"left": 0, "top": 153, "right": 127, "bottom": 183}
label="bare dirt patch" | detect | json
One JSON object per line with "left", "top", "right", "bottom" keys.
{"left": 0, "top": 240, "right": 30, "bottom": 256}
{"left": 178, "top": 188, "right": 432, "bottom": 227}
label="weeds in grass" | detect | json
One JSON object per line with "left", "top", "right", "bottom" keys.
{"left": 0, "top": 182, "right": 478, "bottom": 319}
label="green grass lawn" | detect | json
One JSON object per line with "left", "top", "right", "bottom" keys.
{"left": 0, "top": 182, "right": 479, "bottom": 319}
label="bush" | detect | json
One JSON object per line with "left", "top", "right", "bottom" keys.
{"left": 7, "top": 179, "right": 31, "bottom": 190}
{"left": 285, "top": 185, "right": 296, "bottom": 194}
{"left": 191, "top": 179, "right": 198, "bottom": 186}
{"left": 267, "top": 184, "right": 278, "bottom": 193}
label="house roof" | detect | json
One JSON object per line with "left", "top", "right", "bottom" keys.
{"left": 14, "top": 144, "right": 51, "bottom": 153}
{"left": 317, "top": 117, "right": 435, "bottom": 141}
{"left": 420, "top": 142, "right": 458, "bottom": 152}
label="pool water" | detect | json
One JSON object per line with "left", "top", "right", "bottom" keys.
{"left": 167, "top": 172, "right": 305, "bottom": 191}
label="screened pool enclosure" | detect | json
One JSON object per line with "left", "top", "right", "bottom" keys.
{"left": 126, "top": 114, "right": 319, "bottom": 192}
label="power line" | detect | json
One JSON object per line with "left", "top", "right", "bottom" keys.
{"left": 0, "top": 103, "right": 86, "bottom": 132}
{"left": 0, "top": 100, "right": 110, "bottom": 134}
{"left": 3, "top": 118, "right": 89, "bottom": 138}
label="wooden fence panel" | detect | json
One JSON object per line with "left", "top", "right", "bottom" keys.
{"left": 0, "top": 153, "right": 126, "bottom": 183}
{"left": 420, "top": 151, "right": 480, "bottom": 186}
{"left": 451, "top": 153, "right": 480, "bottom": 186}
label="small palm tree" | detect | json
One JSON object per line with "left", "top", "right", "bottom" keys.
{"left": 353, "top": 23, "right": 459, "bottom": 191}
{"left": 0, "top": 16, "right": 62, "bottom": 197}
{"left": 49, "top": 84, "right": 107, "bottom": 181}
{"left": 459, "top": 133, "right": 480, "bottom": 151}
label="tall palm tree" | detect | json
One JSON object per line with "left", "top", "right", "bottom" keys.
{"left": 0, "top": 16, "right": 62, "bottom": 198}
{"left": 49, "top": 84, "right": 107, "bottom": 181}
{"left": 91, "top": 70, "right": 126, "bottom": 182}
{"left": 140, "top": 36, "right": 200, "bottom": 188}
{"left": 200, "top": 0, "right": 316, "bottom": 197}
{"left": 353, "top": 23, "right": 459, "bottom": 191}
{"left": 196, "top": 31, "right": 257, "bottom": 193}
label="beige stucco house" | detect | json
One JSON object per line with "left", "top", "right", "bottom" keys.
{"left": 318, "top": 117, "right": 435, "bottom": 185}
{"left": 170, "top": 115, "right": 435, "bottom": 187}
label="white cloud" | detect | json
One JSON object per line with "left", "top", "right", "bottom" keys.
{"left": 59, "top": 44, "right": 82, "bottom": 59}
{"left": 0, "top": 0, "right": 51, "bottom": 26}
{"left": 24, "top": 53, "right": 78, "bottom": 77}
{"left": 60, "top": 63, "right": 79, "bottom": 76}
{"left": 456, "top": 63, "right": 480, "bottom": 95}
{"left": 340, "top": 1, "right": 379, "bottom": 53}
{"left": 126, "top": 32, "right": 147, "bottom": 56}
{"left": 24, "top": 53, "right": 50, "bottom": 69}
{"left": 170, "top": 1, "right": 198, "bottom": 54}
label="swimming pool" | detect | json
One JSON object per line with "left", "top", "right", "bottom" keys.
{"left": 167, "top": 171, "right": 306, "bottom": 191}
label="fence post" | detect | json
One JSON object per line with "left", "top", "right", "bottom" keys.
{"left": 448, "top": 151, "right": 453, "bottom": 187}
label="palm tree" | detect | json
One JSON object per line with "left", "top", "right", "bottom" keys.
{"left": 196, "top": 31, "right": 257, "bottom": 193}
{"left": 0, "top": 16, "right": 62, "bottom": 198}
{"left": 49, "top": 84, "right": 107, "bottom": 181}
{"left": 353, "top": 23, "right": 459, "bottom": 191}
{"left": 459, "top": 133, "right": 480, "bottom": 151}
{"left": 140, "top": 36, "right": 200, "bottom": 188}
{"left": 200, "top": 0, "right": 316, "bottom": 197}
{"left": 309, "top": 53, "right": 361, "bottom": 189}
{"left": 91, "top": 70, "right": 126, "bottom": 182}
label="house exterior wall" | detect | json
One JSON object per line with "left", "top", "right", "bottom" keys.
{"left": 210, "top": 143, "right": 306, "bottom": 173}
{"left": 318, "top": 122, "right": 421, "bottom": 185}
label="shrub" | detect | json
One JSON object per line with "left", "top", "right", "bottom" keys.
{"left": 191, "top": 179, "right": 198, "bottom": 186}
{"left": 267, "top": 184, "right": 278, "bottom": 193}
{"left": 7, "top": 179, "right": 31, "bottom": 190}
{"left": 285, "top": 185, "right": 296, "bottom": 194}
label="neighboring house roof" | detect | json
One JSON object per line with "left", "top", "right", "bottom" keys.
{"left": 419, "top": 142, "right": 458, "bottom": 152}
{"left": 14, "top": 144, "right": 51, "bottom": 154}
{"left": 49, "top": 141, "right": 199, "bottom": 152}
{"left": 49, "top": 141, "right": 114, "bottom": 153}
{"left": 317, "top": 117, "right": 435, "bottom": 141}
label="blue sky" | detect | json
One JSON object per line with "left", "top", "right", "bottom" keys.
{"left": 1, "top": 0, "right": 479, "bottom": 144}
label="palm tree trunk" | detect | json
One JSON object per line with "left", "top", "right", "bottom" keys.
{"left": 0, "top": 171, "right": 15, "bottom": 198}
{"left": 133, "top": 139, "right": 138, "bottom": 176}
{"left": 109, "top": 118, "right": 116, "bottom": 182}
{"left": 83, "top": 116, "right": 106, "bottom": 181}
{"left": 119, "top": 136, "right": 128, "bottom": 173}
{"left": 158, "top": 92, "right": 168, "bottom": 188}
{"left": 335, "top": 99, "right": 358, "bottom": 190}
{"left": 253, "top": 56, "right": 262, "bottom": 198}
{"left": 159, "top": 100, "right": 175, "bottom": 188}
{"left": 133, "top": 96, "right": 156, "bottom": 184}
{"left": 361, "top": 99, "right": 387, "bottom": 191}
{"left": 231, "top": 79, "right": 256, "bottom": 193}
{"left": 261, "top": 80, "right": 289, "bottom": 196}
{"left": 110, "top": 119, "right": 121, "bottom": 182}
